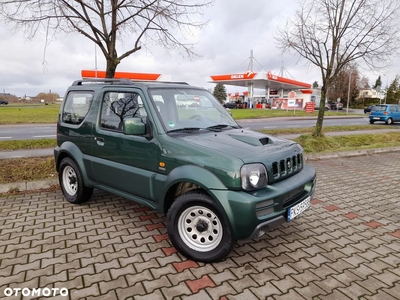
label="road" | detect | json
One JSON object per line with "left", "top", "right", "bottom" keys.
{"left": 0, "top": 124, "right": 56, "bottom": 140}
{"left": 0, "top": 115, "right": 380, "bottom": 140}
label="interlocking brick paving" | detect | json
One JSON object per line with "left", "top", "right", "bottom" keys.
{"left": 1, "top": 151, "right": 399, "bottom": 299}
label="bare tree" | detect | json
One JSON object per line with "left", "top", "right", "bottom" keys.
{"left": 275, "top": 0, "right": 400, "bottom": 136}
{"left": 327, "top": 64, "right": 359, "bottom": 108}
{"left": 0, "top": 0, "right": 213, "bottom": 78}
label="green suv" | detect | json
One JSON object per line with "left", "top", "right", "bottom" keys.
{"left": 55, "top": 79, "right": 316, "bottom": 262}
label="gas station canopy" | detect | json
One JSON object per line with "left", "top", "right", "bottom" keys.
{"left": 207, "top": 71, "right": 311, "bottom": 91}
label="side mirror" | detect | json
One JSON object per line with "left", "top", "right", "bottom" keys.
{"left": 123, "top": 117, "right": 146, "bottom": 135}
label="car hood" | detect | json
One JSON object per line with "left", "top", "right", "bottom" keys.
{"left": 176, "top": 128, "right": 301, "bottom": 163}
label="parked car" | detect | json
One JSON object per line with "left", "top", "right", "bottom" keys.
{"left": 0, "top": 99, "right": 8, "bottom": 105}
{"left": 223, "top": 101, "right": 237, "bottom": 109}
{"left": 55, "top": 78, "right": 316, "bottom": 262}
{"left": 369, "top": 104, "right": 400, "bottom": 125}
{"left": 329, "top": 101, "right": 343, "bottom": 110}
{"left": 315, "top": 104, "right": 329, "bottom": 111}
{"left": 364, "top": 105, "right": 375, "bottom": 114}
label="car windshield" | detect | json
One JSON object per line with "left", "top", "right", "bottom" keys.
{"left": 149, "top": 88, "right": 239, "bottom": 133}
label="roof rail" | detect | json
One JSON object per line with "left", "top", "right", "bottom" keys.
{"left": 72, "top": 78, "right": 133, "bottom": 86}
{"left": 137, "top": 81, "right": 189, "bottom": 85}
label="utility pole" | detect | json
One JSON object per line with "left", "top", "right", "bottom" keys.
{"left": 346, "top": 72, "right": 352, "bottom": 113}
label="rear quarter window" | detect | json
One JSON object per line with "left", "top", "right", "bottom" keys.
{"left": 62, "top": 91, "right": 94, "bottom": 125}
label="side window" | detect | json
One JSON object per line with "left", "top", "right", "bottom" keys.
{"left": 100, "top": 91, "right": 147, "bottom": 131}
{"left": 390, "top": 106, "right": 396, "bottom": 112}
{"left": 62, "top": 91, "right": 93, "bottom": 125}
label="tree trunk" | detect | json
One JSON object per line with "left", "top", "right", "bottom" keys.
{"left": 105, "top": 57, "right": 120, "bottom": 78}
{"left": 313, "top": 87, "right": 328, "bottom": 137}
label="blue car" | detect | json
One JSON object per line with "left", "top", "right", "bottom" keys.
{"left": 369, "top": 104, "right": 400, "bottom": 125}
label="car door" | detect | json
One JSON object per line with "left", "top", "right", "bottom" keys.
{"left": 395, "top": 106, "right": 400, "bottom": 121}
{"left": 90, "top": 88, "right": 160, "bottom": 200}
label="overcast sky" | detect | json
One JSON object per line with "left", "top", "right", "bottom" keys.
{"left": 0, "top": 0, "right": 395, "bottom": 97}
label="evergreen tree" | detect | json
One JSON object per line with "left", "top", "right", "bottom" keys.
{"left": 213, "top": 83, "right": 227, "bottom": 104}
{"left": 372, "top": 76, "right": 382, "bottom": 89}
{"left": 312, "top": 81, "right": 319, "bottom": 88}
{"left": 385, "top": 75, "right": 400, "bottom": 104}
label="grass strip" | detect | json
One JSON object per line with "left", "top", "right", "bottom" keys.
{"left": 258, "top": 124, "right": 392, "bottom": 135}
{"left": 0, "top": 157, "right": 57, "bottom": 184}
{"left": 0, "top": 139, "right": 56, "bottom": 150}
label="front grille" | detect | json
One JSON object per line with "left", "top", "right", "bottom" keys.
{"left": 272, "top": 154, "right": 303, "bottom": 179}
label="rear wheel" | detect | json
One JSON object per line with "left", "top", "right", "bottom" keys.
{"left": 167, "top": 190, "right": 235, "bottom": 263}
{"left": 59, "top": 157, "right": 93, "bottom": 204}
{"left": 386, "top": 118, "right": 393, "bottom": 125}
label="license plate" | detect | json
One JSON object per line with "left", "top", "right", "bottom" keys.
{"left": 288, "top": 196, "right": 311, "bottom": 221}
{"left": 373, "top": 117, "right": 380, "bottom": 120}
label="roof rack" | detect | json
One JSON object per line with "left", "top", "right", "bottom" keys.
{"left": 72, "top": 78, "right": 133, "bottom": 86}
{"left": 139, "top": 81, "right": 189, "bottom": 85}
{"left": 72, "top": 78, "right": 190, "bottom": 86}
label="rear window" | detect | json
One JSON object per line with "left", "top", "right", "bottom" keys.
{"left": 373, "top": 105, "right": 387, "bottom": 111}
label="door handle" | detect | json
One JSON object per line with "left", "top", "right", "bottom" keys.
{"left": 94, "top": 136, "right": 105, "bottom": 146}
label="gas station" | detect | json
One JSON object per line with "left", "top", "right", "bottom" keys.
{"left": 207, "top": 70, "right": 319, "bottom": 110}
{"left": 207, "top": 51, "right": 320, "bottom": 110}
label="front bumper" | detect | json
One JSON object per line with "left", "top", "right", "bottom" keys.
{"left": 210, "top": 165, "right": 316, "bottom": 240}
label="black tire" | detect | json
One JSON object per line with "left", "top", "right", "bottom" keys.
{"left": 386, "top": 118, "right": 393, "bottom": 125}
{"left": 369, "top": 120, "right": 375, "bottom": 124}
{"left": 59, "top": 157, "right": 93, "bottom": 204}
{"left": 167, "top": 190, "right": 235, "bottom": 263}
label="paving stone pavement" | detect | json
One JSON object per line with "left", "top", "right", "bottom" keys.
{"left": 0, "top": 151, "right": 399, "bottom": 300}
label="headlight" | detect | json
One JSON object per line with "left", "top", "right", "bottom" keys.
{"left": 241, "top": 163, "right": 268, "bottom": 191}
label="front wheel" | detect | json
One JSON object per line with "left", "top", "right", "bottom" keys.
{"left": 167, "top": 190, "right": 235, "bottom": 263}
{"left": 369, "top": 120, "right": 375, "bottom": 124}
{"left": 386, "top": 118, "right": 393, "bottom": 125}
{"left": 59, "top": 157, "right": 93, "bottom": 204}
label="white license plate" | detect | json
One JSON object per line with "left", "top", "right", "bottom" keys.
{"left": 373, "top": 117, "right": 380, "bottom": 120}
{"left": 288, "top": 196, "right": 311, "bottom": 221}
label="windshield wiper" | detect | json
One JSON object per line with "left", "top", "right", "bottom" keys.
{"left": 206, "top": 124, "right": 238, "bottom": 131}
{"left": 167, "top": 127, "right": 201, "bottom": 133}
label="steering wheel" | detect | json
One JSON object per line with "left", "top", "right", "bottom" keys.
{"left": 189, "top": 114, "right": 203, "bottom": 120}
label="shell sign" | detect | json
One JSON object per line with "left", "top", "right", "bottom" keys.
{"left": 288, "top": 91, "right": 297, "bottom": 99}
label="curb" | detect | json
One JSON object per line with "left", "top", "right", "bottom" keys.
{"left": 304, "top": 146, "right": 400, "bottom": 161}
{"left": 0, "top": 179, "right": 59, "bottom": 194}
{"left": 1, "top": 147, "right": 399, "bottom": 194}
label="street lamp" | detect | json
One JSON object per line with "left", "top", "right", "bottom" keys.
{"left": 346, "top": 71, "right": 353, "bottom": 114}
{"left": 383, "top": 74, "right": 389, "bottom": 104}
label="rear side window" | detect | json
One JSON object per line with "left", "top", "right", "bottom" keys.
{"left": 100, "top": 91, "right": 147, "bottom": 132}
{"left": 62, "top": 91, "right": 94, "bottom": 125}
{"left": 390, "top": 106, "right": 396, "bottom": 112}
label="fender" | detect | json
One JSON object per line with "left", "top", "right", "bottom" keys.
{"left": 153, "top": 164, "right": 228, "bottom": 204}
{"left": 153, "top": 164, "right": 235, "bottom": 218}
{"left": 54, "top": 142, "right": 95, "bottom": 188}
{"left": 161, "top": 164, "right": 228, "bottom": 191}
